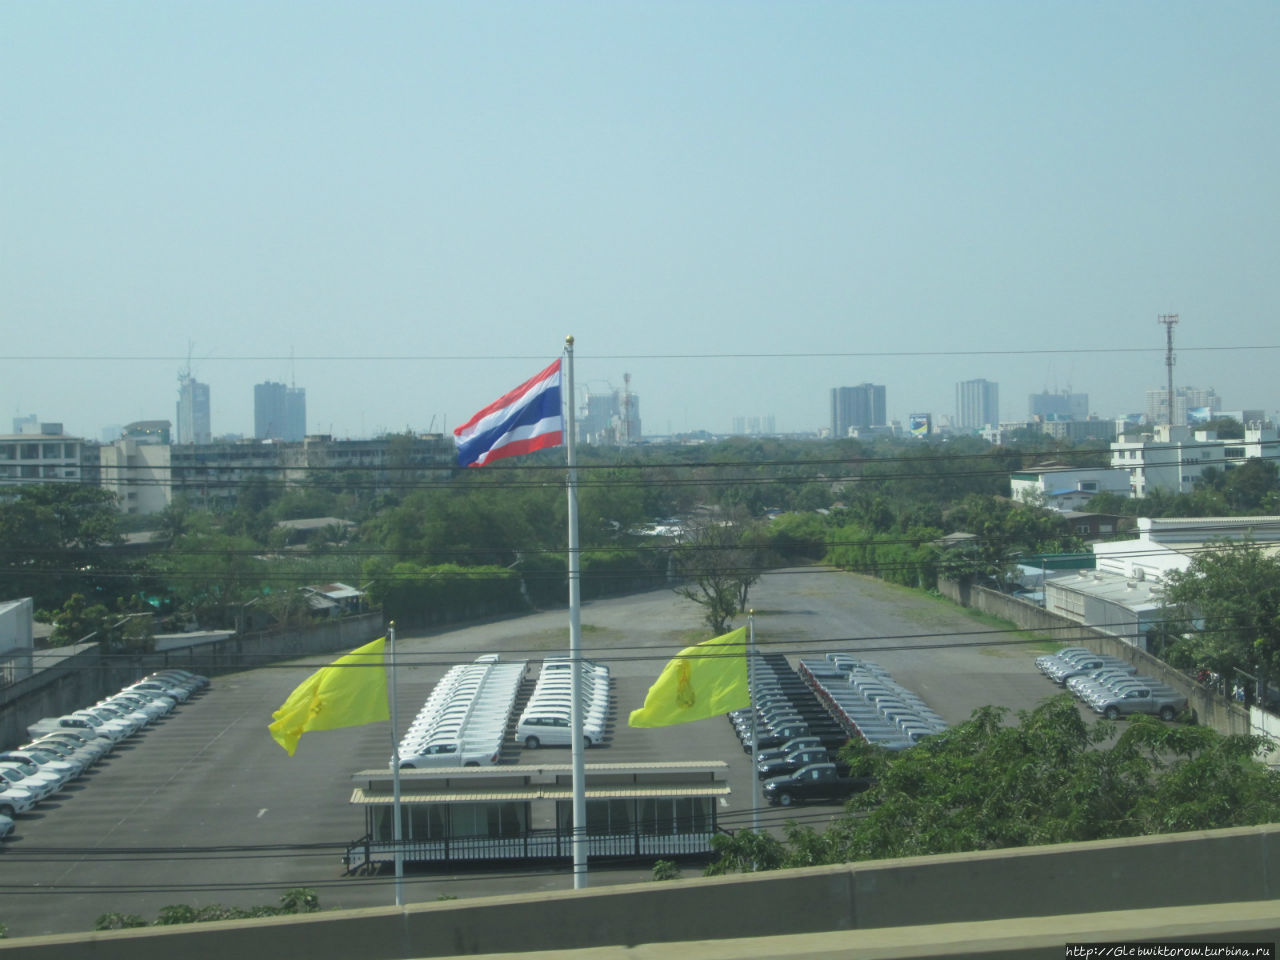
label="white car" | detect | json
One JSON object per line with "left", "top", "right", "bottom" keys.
{"left": 0, "top": 763, "right": 63, "bottom": 800}
{"left": 156, "top": 668, "right": 209, "bottom": 689}
{"left": 1, "top": 748, "right": 84, "bottom": 780}
{"left": 31, "top": 731, "right": 111, "bottom": 764}
{"left": 0, "top": 783, "right": 36, "bottom": 818}
{"left": 517, "top": 710, "right": 605, "bottom": 749}
{"left": 24, "top": 738, "right": 98, "bottom": 772}
{"left": 94, "top": 700, "right": 154, "bottom": 730}
{"left": 74, "top": 707, "right": 141, "bottom": 737}
{"left": 2, "top": 756, "right": 73, "bottom": 790}
{"left": 124, "top": 680, "right": 189, "bottom": 703}
{"left": 143, "top": 672, "right": 202, "bottom": 697}
{"left": 106, "top": 693, "right": 170, "bottom": 721}
{"left": 0, "top": 812, "right": 13, "bottom": 839}
{"left": 61, "top": 712, "right": 131, "bottom": 742}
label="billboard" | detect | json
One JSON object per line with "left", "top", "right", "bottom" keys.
{"left": 909, "top": 413, "right": 931, "bottom": 438}
{"left": 1187, "top": 407, "right": 1213, "bottom": 424}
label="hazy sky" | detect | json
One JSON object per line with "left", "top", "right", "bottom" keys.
{"left": 4, "top": 1, "right": 1277, "bottom": 440}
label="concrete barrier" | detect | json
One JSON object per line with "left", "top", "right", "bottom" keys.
{"left": 0, "top": 613, "right": 383, "bottom": 750}
{"left": 937, "top": 578, "right": 1253, "bottom": 736}
{"left": 1, "top": 823, "right": 1277, "bottom": 960}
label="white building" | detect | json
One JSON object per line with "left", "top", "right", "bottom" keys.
{"left": 1092, "top": 515, "right": 1280, "bottom": 580}
{"left": 100, "top": 438, "right": 173, "bottom": 515}
{"left": 176, "top": 373, "right": 212, "bottom": 445}
{"left": 956, "top": 379, "right": 999, "bottom": 432}
{"left": 0, "top": 597, "right": 34, "bottom": 686}
{"left": 1110, "top": 424, "right": 1279, "bottom": 497}
{"left": 577, "top": 382, "right": 642, "bottom": 446}
{"left": 1010, "top": 466, "right": 1130, "bottom": 511}
{"left": 1029, "top": 390, "right": 1089, "bottom": 421}
{"left": 1144, "top": 386, "right": 1221, "bottom": 427}
{"left": 1045, "top": 515, "right": 1280, "bottom": 649}
{"left": 0, "top": 429, "right": 87, "bottom": 485}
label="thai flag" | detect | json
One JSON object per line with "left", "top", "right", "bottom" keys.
{"left": 453, "top": 359, "right": 564, "bottom": 467}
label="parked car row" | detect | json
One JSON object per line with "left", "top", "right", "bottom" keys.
{"left": 730, "top": 653, "right": 849, "bottom": 756}
{"left": 3, "top": 669, "right": 208, "bottom": 827}
{"left": 1036, "top": 647, "right": 1137, "bottom": 686}
{"left": 1036, "top": 648, "right": 1189, "bottom": 721}
{"left": 517, "top": 658, "right": 611, "bottom": 750}
{"left": 799, "top": 653, "right": 946, "bottom": 750}
{"left": 398, "top": 655, "right": 526, "bottom": 768}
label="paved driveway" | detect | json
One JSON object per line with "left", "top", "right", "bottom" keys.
{"left": 0, "top": 568, "right": 1062, "bottom": 938}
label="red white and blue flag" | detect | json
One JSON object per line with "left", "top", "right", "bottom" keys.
{"left": 453, "top": 359, "right": 564, "bottom": 468}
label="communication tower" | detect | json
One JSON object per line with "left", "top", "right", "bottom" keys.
{"left": 1158, "top": 314, "right": 1179, "bottom": 425}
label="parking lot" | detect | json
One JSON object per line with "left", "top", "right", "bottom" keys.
{"left": 0, "top": 567, "right": 1060, "bottom": 938}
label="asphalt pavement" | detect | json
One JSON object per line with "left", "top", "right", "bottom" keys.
{"left": 0, "top": 567, "right": 1063, "bottom": 938}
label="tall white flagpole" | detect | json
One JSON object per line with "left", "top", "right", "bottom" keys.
{"left": 389, "top": 621, "right": 404, "bottom": 907}
{"left": 749, "top": 612, "right": 760, "bottom": 834}
{"left": 565, "top": 335, "right": 588, "bottom": 889}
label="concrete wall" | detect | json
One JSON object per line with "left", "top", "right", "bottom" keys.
{"left": 937, "top": 578, "right": 1252, "bottom": 736}
{"left": 0, "top": 613, "right": 382, "bottom": 750}
{"left": 2, "top": 823, "right": 1279, "bottom": 960}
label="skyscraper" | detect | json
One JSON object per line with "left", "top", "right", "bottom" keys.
{"left": 1029, "top": 390, "right": 1088, "bottom": 421}
{"left": 830, "top": 384, "right": 886, "bottom": 438}
{"left": 576, "top": 381, "right": 641, "bottom": 446}
{"left": 255, "top": 381, "right": 307, "bottom": 441}
{"left": 176, "top": 374, "right": 211, "bottom": 445}
{"left": 956, "top": 379, "right": 999, "bottom": 431}
{"left": 1144, "top": 386, "right": 1220, "bottom": 427}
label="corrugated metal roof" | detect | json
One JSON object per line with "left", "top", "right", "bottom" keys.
{"left": 353, "top": 760, "right": 729, "bottom": 781}
{"left": 351, "top": 784, "right": 731, "bottom": 805}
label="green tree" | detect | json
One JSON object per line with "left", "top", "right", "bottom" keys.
{"left": 1221, "top": 459, "right": 1280, "bottom": 512}
{"left": 673, "top": 518, "right": 761, "bottom": 633}
{"left": 707, "top": 696, "right": 1280, "bottom": 874}
{"left": 156, "top": 530, "right": 268, "bottom": 629}
{"left": 1159, "top": 539, "right": 1280, "bottom": 703}
{"left": 0, "top": 484, "right": 124, "bottom": 609}
{"left": 48, "top": 593, "right": 112, "bottom": 646}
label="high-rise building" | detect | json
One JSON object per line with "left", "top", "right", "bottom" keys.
{"left": 830, "top": 384, "right": 886, "bottom": 438}
{"left": 956, "top": 379, "right": 999, "bottom": 431}
{"left": 732, "top": 415, "right": 776, "bottom": 436}
{"left": 255, "top": 381, "right": 307, "bottom": 441}
{"left": 1029, "top": 390, "right": 1088, "bottom": 421}
{"left": 576, "top": 379, "right": 641, "bottom": 446}
{"left": 1144, "top": 386, "right": 1220, "bottom": 427}
{"left": 176, "top": 374, "right": 211, "bottom": 445}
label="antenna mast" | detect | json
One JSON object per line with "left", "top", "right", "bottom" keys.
{"left": 621, "top": 373, "right": 632, "bottom": 446}
{"left": 1158, "top": 314, "right": 1179, "bottom": 425}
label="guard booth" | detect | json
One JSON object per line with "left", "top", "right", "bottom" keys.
{"left": 345, "top": 761, "right": 729, "bottom": 869}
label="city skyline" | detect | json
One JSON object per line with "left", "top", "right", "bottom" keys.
{"left": 4, "top": 2, "right": 1277, "bottom": 438}
{"left": 9, "top": 364, "right": 1263, "bottom": 445}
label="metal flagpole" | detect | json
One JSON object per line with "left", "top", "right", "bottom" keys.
{"left": 389, "top": 621, "right": 404, "bottom": 907}
{"left": 749, "top": 612, "right": 760, "bottom": 834}
{"left": 565, "top": 335, "right": 588, "bottom": 889}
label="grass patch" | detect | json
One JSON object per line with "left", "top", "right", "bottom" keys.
{"left": 517, "top": 623, "right": 622, "bottom": 650}
{"left": 942, "top": 605, "right": 1060, "bottom": 656}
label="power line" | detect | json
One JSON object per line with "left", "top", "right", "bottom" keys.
{"left": 27, "top": 614, "right": 1213, "bottom": 677}
{"left": 7, "top": 343, "right": 1280, "bottom": 362}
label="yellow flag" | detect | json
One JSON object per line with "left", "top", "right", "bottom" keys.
{"left": 628, "top": 627, "right": 750, "bottom": 728}
{"left": 268, "top": 637, "right": 390, "bottom": 756}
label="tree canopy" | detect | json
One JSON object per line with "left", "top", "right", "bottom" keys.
{"left": 1158, "top": 539, "right": 1280, "bottom": 702}
{"left": 0, "top": 484, "right": 124, "bottom": 610}
{"left": 708, "top": 696, "right": 1280, "bottom": 874}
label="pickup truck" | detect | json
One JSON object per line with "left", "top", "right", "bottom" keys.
{"left": 762, "top": 762, "right": 873, "bottom": 807}
{"left": 1093, "top": 686, "right": 1188, "bottom": 721}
